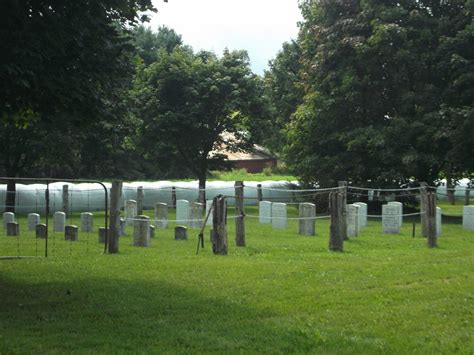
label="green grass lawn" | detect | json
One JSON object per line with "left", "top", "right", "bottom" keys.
{"left": 0, "top": 207, "right": 473, "bottom": 353}
{"left": 208, "top": 169, "right": 296, "bottom": 182}
{"left": 438, "top": 199, "right": 474, "bottom": 216}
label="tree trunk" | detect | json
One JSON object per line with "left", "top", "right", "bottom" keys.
{"left": 5, "top": 179, "right": 16, "bottom": 213}
{"left": 446, "top": 175, "right": 455, "bottom": 205}
{"left": 198, "top": 175, "right": 206, "bottom": 207}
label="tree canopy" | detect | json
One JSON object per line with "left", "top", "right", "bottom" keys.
{"left": 276, "top": 0, "right": 474, "bottom": 187}
{"left": 132, "top": 47, "right": 268, "bottom": 192}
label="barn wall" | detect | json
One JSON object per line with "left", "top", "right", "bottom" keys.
{"left": 232, "top": 159, "right": 277, "bottom": 173}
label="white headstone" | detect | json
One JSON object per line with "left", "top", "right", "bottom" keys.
{"left": 125, "top": 200, "right": 137, "bottom": 226}
{"left": 298, "top": 203, "right": 315, "bottom": 236}
{"left": 368, "top": 190, "right": 374, "bottom": 201}
{"left": 205, "top": 200, "right": 213, "bottom": 226}
{"left": 154, "top": 203, "right": 168, "bottom": 229}
{"left": 436, "top": 207, "right": 442, "bottom": 237}
{"left": 259, "top": 201, "right": 272, "bottom": 224}
{"left": 388, "top": 201, "right": 403, "bottom": 227}
{"left": 3, "top": 212, "right": 15, "bottom": 229}
{"left": 382, "top": 204, "right": 400, "bottom": 234}
{"left": 189, "top": 202, "right": 203, "bottom": 229}
{"left": 27, "top": 213, "right": 40, "bottom": 231}
{"left": 462, "top": 206, "right": 474, "bottom": 230}
{"left": 133, "top": 215, "right": 150, "bottom": 247}
{"left": 346, "top": 204, "right": 359, "bottom": 237}
{"left": 54, "top": 212, "right": 66, "bottom": 232}
{"left": 80, "top": 212, "right": 94, "bottom": 232}
{"left": 176, "top": 200, "right": 190, "bottom": 225}
{"left": 272, "top": 203, "right": 287, "bottom": 229}
{"left": 354, "top": 202, "right": 367, "bottom": 229}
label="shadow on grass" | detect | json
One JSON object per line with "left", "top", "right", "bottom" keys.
{"left": 0, "top": 274, "right": 322, "bottom": 353}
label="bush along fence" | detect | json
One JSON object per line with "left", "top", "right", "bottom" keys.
{"left": 1, "top": 178, "right": 473, "bottom": 258}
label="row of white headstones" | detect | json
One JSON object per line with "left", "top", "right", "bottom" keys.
{"left": 3, "top": 202, "right": 474, "bottom": 237}
{"left": 258, "top": 201, "right": 474, "bottom": 236}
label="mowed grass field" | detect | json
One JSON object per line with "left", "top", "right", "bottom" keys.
{"left": 0, "top": 206, "right": 473, "bottom": 353}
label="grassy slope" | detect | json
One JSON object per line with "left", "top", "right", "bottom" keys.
{"left": 0, "top": 207, "right": 473, "bottom": 353}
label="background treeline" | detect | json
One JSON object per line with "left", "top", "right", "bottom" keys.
{"left": 0, "top": 0, "right": 472, "bottom": 189}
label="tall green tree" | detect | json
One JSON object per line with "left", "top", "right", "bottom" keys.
{"left": 285, "top": 0, "right": 474, "bottom": 187}
{"left": 133, "top": 47, "right": 267, "bottom": 200}
{"left": 264, "top": 40, "right": 303, "bottom": 153}
{"left": 132, "top": 25, "right": 184, "bottom": 65}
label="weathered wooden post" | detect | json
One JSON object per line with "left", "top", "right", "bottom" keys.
{"left": 137, "top": 186, "right": 144, "bottom": 215}
{"left": 329, "top": 192, "right": 344, "bottom": 252}
{"left": 420, "top": 182, "right": 428, "bottom": 237}
{"left": 171, "top": 186, "right": 177, "bottom": 209}
{"left": 212, "top": 195, "right": 228, "bottom": 255}
{"left": 257, "top": 184, "right": 263, "bottom": 203}
{"left": 108, "top": 181, "right": 122, "bottom": 254}
{"left": 338, "top": 181, "right": 348, "bottom": 240}
{"left": 235, "top": 181, "right": 245, "bottom": 247}
{"left": 198, "top": 185, "right": 206, "bottom": 208}
{"left": 427, "top": 192, "right": 437, "bottom": 248}
{"left": 62, "top": 184, "right": 69, "bottom": 216}
{"left": 465, "top": 187, "right": 471, "bottom": 206}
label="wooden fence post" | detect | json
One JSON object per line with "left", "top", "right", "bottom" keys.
{"left": 465, "top": 187, "right": 471, "bottom": 206}
{"left": 427, "top": 192, "right": 437, "bottom": 248}
{"left": 171, "top": 186, "right": 176, "bottom": 209}
{"left": 329, "top": 192, "right": 344, "bottom": 252}
{"left": 137, "top": 186, "right": 144, "bottom": 215}
{"left": 62, "top": 184, "right": 69, "bottom": 216}
{"left": 338, "top": 181, "right": 348, "bottom": 240}
{"left": 108, "top": 180, "right": 122, "bottom": 254}
{"left": 235, "top": 181, "right": 245, "bottom": 247}
{"left": 257, "top": 184, "right": 263, "bottom": 203}
{"left": 212, "top": 195, "right": 228, "bottom": 255}
{"left": 420, "top": 182, "right": 428, "bottom": 237}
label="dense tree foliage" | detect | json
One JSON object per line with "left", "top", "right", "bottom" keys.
{"left": 274, "top": 0, "right": 474, "bottom": 187}
{"left": 0, "top": 0, "right": 157, "bottom": 180}
{"left": 132, "top": 47, "right": 268, "bottom": 194}
{"left": 263, "top": 41, "right": 303, "bottom": 153}
{"left": 132, "top": 25, "right": 184, "bottom": 65}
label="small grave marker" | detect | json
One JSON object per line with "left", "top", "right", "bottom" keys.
{"left": 28, "top": 213, "right": 40, "bottom": 231}
{"left": 259, "top": 201, "right": 272, "bottom": 224}
{"left": 298, "top": 203, "right": 316, "bottom": 236}
{"left": 272, "top": 203, "right": 287, "bottom": 229}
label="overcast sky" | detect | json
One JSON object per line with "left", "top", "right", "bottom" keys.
{"left": 148, "top": 0, "right": 302, "bottom": 75}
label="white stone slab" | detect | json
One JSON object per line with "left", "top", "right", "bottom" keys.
{"left": 125, "top": 200, "right": 137, "bottom": 226}
{"left": 133, "top": 215, "right": 150, "bottom": 247}
{"left": 176, "top": 200, "right": 190, "bottom": 225}
{"left": 54, "top": 211, "right": 66, "bottom": 232}
{"left": 205, "top": 200, "right": 213, "bottom": 226}
{"left": 272, "top": 203, "right": 287, "bottom": 229}
{"left": 368, "top": 190, "right": 374, "bottom": 201}
{"left": 3, "top": 212, "right": 15, "bottom": 230}
{"left": 388, "top": 201, "right": 403, "bottom": 227}
{"left": 80, "top": 212, "right": 94, "bottom": 232}
{"left": 189, "top": 202, "right": 203, "bottom": 229}
{"left": 298, "top": 203, "right": 315, "bottom": 236}
{"left": 354, "top": 202, "right": 367, "bottom": 229}
{"left": 382, "top": 204, "right": 400, "bottom": 234}
{"left": 259, "top": 201, "right": 272, "bottom": 224}
{"left": 28, "top": 213, "right": 40, "bottom": 231}
{"left": 346, "top": 204, "right": 359, "bottom": 237}
{"left": 463, "top": 206, "right": 474, "bottom": 230}
{"left": 154, "top": 203, "right": 168, "bottom": 229}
